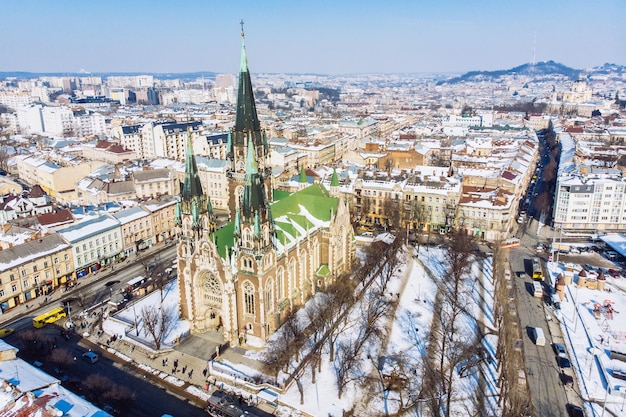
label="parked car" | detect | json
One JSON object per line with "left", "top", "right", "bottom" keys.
{"left": 0, "top": 328, "right": 14, "bottom": 338}
{"left": 560, "top": 372, "right": 574, "bottom": 386}
{"left": 566, "top": 403, "right": 584, "bottom": 417}
{"left": 552, "top": 343, "right": 567, "bottom": 356}
{"left": 557, "top": 356, "right": 571, "bottom": 368}
{"left": 608, "top": 269, "right": 621, "bottom": 278}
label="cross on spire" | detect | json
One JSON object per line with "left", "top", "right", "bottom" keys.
{"left": 240, "top": 19, "right": 245, "bottom": 37}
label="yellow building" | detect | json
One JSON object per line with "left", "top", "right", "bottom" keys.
{"left": 0, "top": 233, "right": 74, "bottom": 312}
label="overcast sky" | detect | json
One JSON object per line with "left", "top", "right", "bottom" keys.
{"left": 3, "top": 0, "right": 624, "bottom": 75}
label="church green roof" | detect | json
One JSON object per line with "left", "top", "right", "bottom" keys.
{"left": 213, "top": 183, "right": 338, "bottom": 260}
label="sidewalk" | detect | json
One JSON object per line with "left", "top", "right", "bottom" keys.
{"left": 0, "top": 241, "right": 173, "bottom": 328}
{"left": 92, "top": 327, "right": 278, "bottom": 415}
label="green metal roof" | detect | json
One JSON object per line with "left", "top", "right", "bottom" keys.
{"left": 212, "top": 183, "right": 338, "bottom": 260}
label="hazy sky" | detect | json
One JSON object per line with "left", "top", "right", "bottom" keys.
{"left": 3, "top": 0, "right": 624, "bottom": 74}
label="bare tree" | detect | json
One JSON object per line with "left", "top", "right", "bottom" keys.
{"left": 425, "top": 229, "right": 480, "bottom": 417}
{"left": 334, "top": 338, "right": 363, "bottom": 400}
{"left": 265, "top": 307, "right": 307, "bottom": 404}
{"left": 48, "top": 348, "right": 74, "bottom": 372}
{"left": 140, "top": 304, "right": 176, "bottom": 350}
{"left": 382, "top": 197, "right": 402, "bottom": 230}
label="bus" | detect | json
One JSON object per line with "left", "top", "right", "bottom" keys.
{"left": 33, "top": 307, "right": 67, "bottom": 328}
{"left": 532, "top": 281, "right": 543, "bottom": 298}
{"left": 532, "top": 257, "right": 543, "bottom": 281}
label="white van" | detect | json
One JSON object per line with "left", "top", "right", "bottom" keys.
{"left": 532, "top": 327, "right": 546, "bottom": 346}
{"left": 532, "top": 282, "right": 543, "bottom": 298}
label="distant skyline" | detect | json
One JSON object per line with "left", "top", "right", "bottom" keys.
{"left": 3, "top": 0, "right": 625, "bottom": 75}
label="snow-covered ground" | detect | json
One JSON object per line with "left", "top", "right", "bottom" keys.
{"left": 100, "top": 243, "right": 500, "bottom": 416}
{"left": 547, "top": 261, "right": 626, "bottom": 416}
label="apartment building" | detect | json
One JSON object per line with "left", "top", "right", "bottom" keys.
{"left": 0, "top": 233, "right": 74, "bottom": 312}
{"left": 132, "top": 168, "right": 177, "bottom": 199}
{"left": 110, "top": 124, "right": 144, "bottom": 157}
{"left": 17, "top": 156, "right": 105, "bottom": 202}
{"left": 58, "top": 214, "right": 123, "bottom": 278}
{"left": 142, "top": 120, "right": 203, "bottom": 161}
{"left": 553, "top": 170, "right": 626, "bottom": 233}
{"left": 82, "top": 141, "right": 136, "bottom": 164}
{"left": 143, "top": 195, "right": 177, "bottom": 243}
{"left": 113, "top": 206, "right": 153, "bottom": 256}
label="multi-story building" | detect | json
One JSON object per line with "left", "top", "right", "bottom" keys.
{"left": 0, "top": 92, "right": 34, "bottom": 110}
{"left": 41, "top": 106, "right": 74, "bottom": 136}
{"left": 142, "top": 195, "right": 177, "bottom": 243}
{"left": 553, "top": 170, "right": 626, "bottom": 233}
{"left": 111, "top": 124, "right": 143, "bottom": 157}
{"left": 82, "top": 141, "right": 136, "bottom": 164}
{"left": 17, "top": 156, "right": 105, "bottom": 202}
{"left": 132, "top": 168, "right": 177, "bottom": 199}
{"left": 0, "top": 233, "right": 74, "bottom": 312}
{"left": 113, "top": 206, "right": 153, "bottom": 256}
{"left": 58, "top": 214, "right": 123, "bottom": 278}
{"left": 142, "top": 120, "right": 203, "bottom": 161}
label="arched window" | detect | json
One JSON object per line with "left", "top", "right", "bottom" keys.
{"left": 243, "top": 281, "right": 255, "bottom": 316}
{"left": 289, "top": 259, "right": 297, "bottom": 296}
{"left": 299, "top": 251, "right": 307, "bottom": 284}
{"left": 265, "top": 279, "right": 274, "bottom": 313}
{"left": 277, "top": 267, "right": 284, "bottom": 299}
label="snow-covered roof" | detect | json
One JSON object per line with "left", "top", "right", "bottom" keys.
{"left": 0, "top": 234, "right": 70, "bottom": 271}
{"left": 58, "top": 214, "right": 120, "bottom": 243}
{"left": 112, "top": 206, "right": 150, "bottom": 224}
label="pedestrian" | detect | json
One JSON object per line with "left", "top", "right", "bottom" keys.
{"left": 162, "top": 359, "right": 165, "bottom": 367}
{"left": 182, "top": 365, "right": 187, "bottom": 374}
{"left": 188, "top": 369, "right": 193, "bottom": 378}
{"left": 205, "top": 383, "right": 209, "bottom": 390}
{"left": 202, "top": 368, "right": 207, "bottom": 377}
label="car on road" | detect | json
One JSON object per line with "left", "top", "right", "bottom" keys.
{"left": 557, "top": 356, "right": 571, "bottom": 368}
{"left": 0, "top": 328, "right": 14, "bottom": 338}
{"left": 566, "top": 403, "right": 584, "bottom": 417}
{"left": 608, "top": 269, "right": 621, "bottom": 278}
{"left": 82, "top": 351, "right": 99, "bottom": 363}
{"left": 552, "top": 343, "right": 567, "bottom": 356}
{"left": 560, "top": 372, "right": 574, "bottom": 386}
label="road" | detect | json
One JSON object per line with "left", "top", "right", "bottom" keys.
{"left": 1, "top": 244, "right": 210, "bottom": 417}
{"left": 510, "top": 244, "right": 565, "bottom": 417}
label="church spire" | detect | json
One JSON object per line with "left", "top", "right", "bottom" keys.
{"left": 182, "top": 130, "right": 203, "bottom": 201}
{"left": 241, "top": 137, "right": 265, "bottom": 221}
{"left": 178, "top": 129, "right": 215, "bottom": 235}
{"left": 234, "top": 20, "right": 261, "bottom": 140}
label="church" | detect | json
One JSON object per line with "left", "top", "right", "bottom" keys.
{"left": 175, "top": 28, "right": 356, "bottom": 346}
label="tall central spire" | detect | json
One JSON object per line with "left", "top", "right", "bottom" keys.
{"left": 234, "top": 21, "right": 261, "bottom": 137}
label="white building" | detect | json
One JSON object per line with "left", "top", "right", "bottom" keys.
{"left": 553, "top": 170, "right": 626, "bottom": 233}
{"left": 16, "top": 104, "right": 44, "bottom": 134}
{"left": 58, "top": 214, "right": 123, "bottom": 278}
{"left": 41, "top": 106, "right": 74, "bottom": 136}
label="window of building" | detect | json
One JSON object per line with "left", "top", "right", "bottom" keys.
{"left": 23, "top": 280, "right": 29, "bottom": 288}
{"left": 11, "top": 284, "right": 17, "bottom": 293}
{"left": 243, "top": 281, "right": 255, "bottom": 315}
{"left": 0, "top": 290, "right": 4, "bottom": 297}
